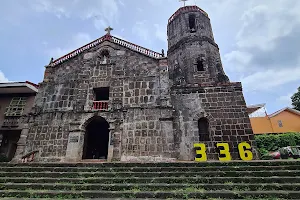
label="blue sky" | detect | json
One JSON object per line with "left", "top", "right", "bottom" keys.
{"left": 0, "top": 0, "right": 299, "bottom": 114}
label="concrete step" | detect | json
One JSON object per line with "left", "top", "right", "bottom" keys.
{"left": 1, "top": 183, "right": 300, "bottom": 191}
{"left": 0, "top": 170, "right": 299, "bottom": 178}
{"left": 0, "top": 190, "right": 299, "bottom": 199}
{"left": 1, "top": 161, "right": 300, "bottom": 199}
{"left": 2, "top": 160, "right": 300, "bottom": 167}
{"left": 1, "top": 165, "right": 299, "bottom": 172}
{"left": 0, "top": 176, "right": 299, "bottom": 184}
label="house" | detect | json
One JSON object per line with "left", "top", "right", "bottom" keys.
{"left": 0, "top": 81, "right": 38, "bottom": 161}
{"left": 248, "top": 104, "right": 300, "bottom": 134}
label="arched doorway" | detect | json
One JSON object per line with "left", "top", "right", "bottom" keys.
{"left": 82, "top": 117, "right": 110, "bottom": 160}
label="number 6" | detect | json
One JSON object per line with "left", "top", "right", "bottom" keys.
{"left": 238, "top": 142, "right": 253, "bottom": 161}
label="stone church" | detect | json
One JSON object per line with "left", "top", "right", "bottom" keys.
{"left": 15, "top": 5, "right": 256, "bottom": 162}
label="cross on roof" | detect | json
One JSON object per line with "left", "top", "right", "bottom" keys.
{"left": 179, "top": 0, "right": 189, "bottom": 7}
{"left": 105, "top": 26, "right": 113, "bottom": 35}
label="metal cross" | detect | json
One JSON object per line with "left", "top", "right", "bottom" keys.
{"left": 105, "top": 26, "right": 113, "bottom": 35}
{"left": 179, "top": 0, "right": 189, "bottom": 7}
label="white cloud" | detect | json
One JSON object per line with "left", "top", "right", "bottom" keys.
{"left": 30, "top": 0, "right": 70, "bottom": 18}
{"left": 30, "top": 0, "right": 120, "bottom": 30}
{"left": 94, "top": 18, "right": 108, "bottom": 31}
{"left": 224, "top": 51, "right": 252, "bottom": 72}
{"left": 220, "top": 0, "right": 300, "bottom": 95}
{"left": 0, "top": 70, "right": 8, "bottom": 83}
{"left": 241, "top": 67, "right": 300, "bottom": 92}
{"left": 277, "top": 93, "right": 294, "bottom": 106}
{"left": 236, "top": 3, "right": 299, "bottom": 51}
{"left": 48, "top": 33, "right": 92, "bottom": 59}
{"left": 154, "top": 24, "right": 167, "bottom": 43}
{"left": 132, "top": 21, "right": 150, "bottom": 41}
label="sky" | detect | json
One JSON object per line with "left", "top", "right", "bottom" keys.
{"left": 0, "top": 0, "right": 299, "bottom": 114}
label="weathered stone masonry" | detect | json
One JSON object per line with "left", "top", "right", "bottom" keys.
{"left": 20, "top": 5, "right": 257, "bottom": 162}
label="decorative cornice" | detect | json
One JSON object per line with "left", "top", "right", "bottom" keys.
{"left": 168, "top": 6, "right": 209, "bottom": 24}
{"left": 168, "top": 36, "right": 218, "bottom": 54}
{"left": 49, "top": 34, "right": 163, "bottom": 67}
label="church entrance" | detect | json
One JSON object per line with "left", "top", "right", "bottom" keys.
{"left": 82, "top": 117, "right": 110, "bottom": 160}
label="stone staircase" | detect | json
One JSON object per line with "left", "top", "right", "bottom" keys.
{"left": 0, "top": 161, "right": 300, "bottom": 199}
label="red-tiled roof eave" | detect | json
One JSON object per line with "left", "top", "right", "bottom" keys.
{"left": 25, "top": 81, "right": 39, "bottom": 88}
{"left": 168, "top": 5, "right": 209, "bottom": 24}
{"left": 48, "top": 34, "right": 163, "bottom": 67}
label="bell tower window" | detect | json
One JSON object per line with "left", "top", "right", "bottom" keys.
{"left": 189, "top": 14, "right": 196, "bottom": 33}
{"left": 196, "top": 59, "right": 204, "bottom": 71}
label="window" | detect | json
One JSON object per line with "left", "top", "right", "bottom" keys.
{"left": 94, "top": 87, "right": 109, "bottom": 101}
{"left": 198, "top": 118, "right": 209, "bottom": 141}
{"left": 278, "top": 120, "right": 283, "bottom": 128}
{"left": 100, "top": 50, "right": 110, "bottom": 64}
{"left": 101, "top": 50, "right": 110, "bottom": 58}
{"left": 189, "top": 14, "right": 196, "bottom": 33}
{"left": 5, "top": 97, "right": 27, "bottom": 117}
{"left": 196, "top": 59, "right": 205, "bottom": 71}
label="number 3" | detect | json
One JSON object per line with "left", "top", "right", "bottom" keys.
{"left": 194, "top": 143, "right": 207, "bottom": 162}
{"left": 217, "top": 143, "right": 232, "bottom": 161}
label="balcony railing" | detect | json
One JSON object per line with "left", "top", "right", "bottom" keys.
{"left": 93, "top": 101, "right": 109, "bottom": 111}
{"left": 2, "top": 117, "right": 20, "bottom": 127}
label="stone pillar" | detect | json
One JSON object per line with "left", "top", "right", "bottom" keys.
{"left": 64, "top": 130, "right": 85, "bottom": 162}
{"left": 107, "top": 127, "right": 115, "bottom": 162}
{"left": 11, "top": 124, "right": 29, "bottom": 163}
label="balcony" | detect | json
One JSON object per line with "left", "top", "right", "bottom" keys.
{"left": 2, "top": 117, "right": 20, "bottom": 128}
{"left": 93, "top": 101, "right": 109, "bottom": 111}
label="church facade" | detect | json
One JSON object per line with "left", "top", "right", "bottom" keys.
{"left": 15, "top": 6, "right": 256, "bottom": 162}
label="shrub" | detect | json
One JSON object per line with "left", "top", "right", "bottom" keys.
{"left": 255, "top": 132, "right": 300, "bottom": 152}
{"left": 260, "top": 154, "right": 273, "bottom": 160}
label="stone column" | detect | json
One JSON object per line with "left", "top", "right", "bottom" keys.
{"left": 64, "top": 130, "right": 85, "bottom": 162}
{"left": 107, "top": 127, "right": 115, "bottom": 162}
{"left": 11, "top": 124, "right": 29, "bottom": 163}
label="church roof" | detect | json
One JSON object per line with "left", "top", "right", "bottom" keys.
{"left": 49, "top": 34, "right": 164, "bottom": 67}
{"left": 168, "top": 5, "right": 208, "bottom": 24}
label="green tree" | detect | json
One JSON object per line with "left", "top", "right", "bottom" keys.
{"left": 291, "top": 86, "right": 300, "bottom": 111}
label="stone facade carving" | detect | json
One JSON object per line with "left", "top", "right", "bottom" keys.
{"left": 23, "top": 6, "right": 256, "bottom": 162}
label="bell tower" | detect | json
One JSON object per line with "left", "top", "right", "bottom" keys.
{"left": 167, "top": 5, "right": 229, "bottom": 85}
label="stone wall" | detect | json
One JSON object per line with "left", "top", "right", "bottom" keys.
{"left": 122, "top": 108, "right": 175, "bottom": 162}
{"left": 24, "top": 40, "right": 176, "bottom": 162}
{"left": 171, "top": 82, "right": 256, "bottom": 160}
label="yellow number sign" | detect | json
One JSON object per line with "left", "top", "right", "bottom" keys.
{"left": 194, "top": 143, "right": 207, "bottom": 162}
{"left": 194, "top": 142, "right": 253, "bottom": 162}
{"left": 217, "top": 143, "right": 232, "bottom": 161}
{"left": 238, "top": 142, "right": 253, "bottom": 161}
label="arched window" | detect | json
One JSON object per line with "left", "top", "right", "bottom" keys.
{"left": 189, "top": 14, "right": 196, "bottom": 33}
{"left": 198, "top": 117, "right": 209, "bottom": 141}
{"left": 196, "top": 59, "right": 204, "bottom": 71}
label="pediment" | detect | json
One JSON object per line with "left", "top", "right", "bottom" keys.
{"left": 49, "top": 34, "right": 164, "bottom": 67}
